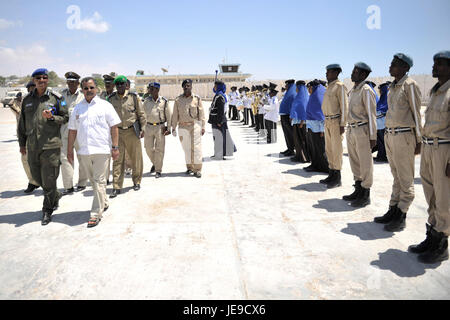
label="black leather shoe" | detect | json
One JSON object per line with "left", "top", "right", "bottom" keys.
{"left": 409, "top": 224, "right": 433, "bottom": 254}
{"left": 150, "top": 165, "right": 155, "bottom": 174}
{"left": 133, "top": 184, "right": 140, "bottom": 191}
{"left": 62, "top": 187, "right": 74, "bottom": 196}
{"left": 374, "top": 205, "right": 397, "bottom": 224}
{"left": 195, "top": 172, "right": 202, "bottom": 178}
{"left": 280, "top": 149, "right": 289, "bottom": 155}
{"left": 24, "top": 183, "right": 39, "bottom": 194}
{"left": 155, "top": 172, "right": 161, "bottom": 178}
{"left": 343, "top": 181, "right": 362, "bottom": 201}
{"left": 186, "top": 169, "right": 194, "bottom": 175}
{"left": 76, "top": 185, "right": 86, "bottom": 192}
{"left": 284, "top": 151, "right": 295, "bottom": 157}
{"left": 41, "top": 210, "right": 52, "bottom": 226}
{"left": 384, "top": 208, "right": 406, "bottom": 232}
{"left": 303, "top": 165, "right": 316, "bottom": 172}
{"left": 109, "top": 189, "right": 120, "bottom": 198}
{"left": 320, "top": 170, "right": 334, "bottom": 184}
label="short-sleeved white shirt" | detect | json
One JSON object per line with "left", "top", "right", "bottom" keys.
{"left": 68, "top": 95, "right": 121, "bottom": 155}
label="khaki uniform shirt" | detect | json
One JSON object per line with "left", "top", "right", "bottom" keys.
{"left": 61, "top": 88, "right": 84, "bottom": 139}
{"left": 143, "top": 96, "right": 172, "bottom": 128}
{"left": 108, "top": 90, "right": 147, "bottom": 131}
{"left": 348, "top": 82, "right": 377, "bottom": 140}
{"left": 171, "top": 94, "right": 205, "bottom": 130}
{"left": 422, "top": 79, "right": 450, "bottom": 141}
{"left": 386, "top": 74, "right": 422, "bottom": 143}
{"left": 18, "top": 88, "right": 69, "bottom": 150}
{"left": 321, "top": 79, "right": 349, "bottom": 126}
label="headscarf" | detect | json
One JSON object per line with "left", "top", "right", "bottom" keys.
{"left": 213, "top": 81, "right": 227, "bottom": 103}
{"left": 376, "top": 82, "right": 390, "bottom": 113}
{"left": 290, "top": 82, "right": 309, "bottom": 121}
{"left": 279, "top": 82, "right": 297, "bottom": 114}
{"left": 306, "top": 83, "right": 326, "bottom": 121}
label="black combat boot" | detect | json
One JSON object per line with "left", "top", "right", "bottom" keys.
{"left": 326, "top": 170, "right": 342, "bottom": 189}
{"left": 418, "top": 228, "right": 449, "bottom": 264}
{"left": 384, "top": 207, "right": 406, "bottom": 232}
{"left": 319, "top": 170, "right": 333, "bottom": 184}
{"left": 350, "top": 187, "right": 370, "bottom": 207}
{"left": 343, "top": 181, "right": 362, "bottom": 201}
{"left": 408, "top": 224, "right": 433, "bottom": 254}
{"left": 374, "top": 205, "right": 397, "bottom": 224}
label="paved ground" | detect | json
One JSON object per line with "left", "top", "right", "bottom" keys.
{"left": 0, "top": 103, "right": 449, "bottom": 300}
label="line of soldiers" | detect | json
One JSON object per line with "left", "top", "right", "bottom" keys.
{"left": 226, "top": 51, "right": 450, "bottom": 264}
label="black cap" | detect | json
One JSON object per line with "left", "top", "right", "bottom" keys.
{"left": 182, "top": 79, "right": 193, "bottom": 87}
{"left": 285, "top": 79, "right": 295, "bottom": 85}
{"left": 65, "top": 72, "right": 80, "bottom": 81}
{"left": 269, "top": 82, "right": 277, "bottom": 89}
{"left": 296, "top": 80, "right": 306, "bottom": 86}
{"left": 263, "top": 84, "right": 269, "bottom": 89}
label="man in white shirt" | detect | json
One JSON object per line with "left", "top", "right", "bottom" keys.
{"left": 228, "top": 86, "right": 240, "bottom": 120}
{"left": 67, "top": 77, "right": 121, "bottom": 228}
{"left": 263, "top": 88, "right": 280, "bottom": 143}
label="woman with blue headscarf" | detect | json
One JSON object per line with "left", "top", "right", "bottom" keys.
{"left": 373, "top": 81, "right": 391, "bottom": 162}
{"left": 208, "top": 81, "right": 236, "bottom": 159}
{"left": 289, "top": 80, "right": 310, "bottom": 163}
{"left": 304, "top": 80, "right": 329, "bottom": 174}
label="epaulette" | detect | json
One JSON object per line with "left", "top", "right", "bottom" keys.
{"left": 49, "top": 89, "right": 63, "bottom": 99}
{"left": 107, "top": 92, "right": 117, "bottom": 99}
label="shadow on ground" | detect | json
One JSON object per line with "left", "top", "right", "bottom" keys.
{"left": 313, "top": 199, "right": 361, "bottom": 213}
{"left": 370, "top": 248, "right": 442, "bottom": 277}
{"left": 291, "top": 182, "right": 327, "bottom": 192}
{"left": 0, "top": 210, "right": 90, "bottom": 227}
{"left": 340, "top": 221, "right": 394, "bottom": 240}
{"left": 0, "top": 189, "right": 43, "bottom": 199}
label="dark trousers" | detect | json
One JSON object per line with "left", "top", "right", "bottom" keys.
{"left": 258, "top": 114, "right": 265, "bottom": 130}
{"left": 375, "top": 129, "right": 387, "bottom": 160}
{"left": 244, "top": 108, "right": 249, "bottom": 125}
{"left": 228, "top": 105, "right": 234, "bottom": 119}
{"left": 292, "top": 124, "right": 309, "bottom": 162}
{"left": 280, "top": 115, "right": 295, "bottom": 152}
{"left": 265, "top": 119, "right": 277, "bottom": 143}
{"left": 230, "top": 105, "right": 239, "bottom": 120}
{"left": 305, "top": 129, "right": 329, "bottom": 173}
{"left": 28, "top": 148, "right": 61, "bottom": 212}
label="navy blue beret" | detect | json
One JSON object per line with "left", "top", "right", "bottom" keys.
{"left": 31, "top": 68, "right": 48, "bottom": 77}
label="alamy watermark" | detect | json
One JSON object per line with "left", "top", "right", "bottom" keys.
{"left": 367, "top": 5, "right": 381, "bottom": 30}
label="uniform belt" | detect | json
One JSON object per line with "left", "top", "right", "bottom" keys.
{"left": 422, "top": 136, "right": 450, "bottom": 145}
{"left": 376, "top": 113, "right": 387, "bottom": 119}
{"left": 179, "top": 121, "right": 194, "bottom": 126}
{"left": 385, "top": 127, "right": 412, "bottom": 134}
{"left": 147, "top": 122, "right": 165, "bottom": 126}
{"left": 325, "top": 114, "right": 341, "bottom": 120}
{"left": 348, "top": 121, "right": 368, "bottom": 128}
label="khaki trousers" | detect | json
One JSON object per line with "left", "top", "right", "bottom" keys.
{"left": 385, "top": 130, "right": 416, "bottom": 213}
{"left": 178, "top": 121, "right": 202, "bottom": 173}
{"left": 79, "top": 154, "right": 109, "bottom": 218}
{"left": 324, "top": 118, "right": 343, "bottom": 170}
{"left": 60, "top": 137, "right": 88, "bottom": 189}
{"left": 21, "top": 152, "right": 38, "bottom": 186}
{"left": 420, "top": 143, "right": 450, "bottom": 236}
{"left": 113, "top": 128, "right": 143, "bottom": 189}
{"left": 144, "top": 124, "right": 166, "bottom": 172}
{"left": 346, "top": 125, "right": 373, "bottom": 189}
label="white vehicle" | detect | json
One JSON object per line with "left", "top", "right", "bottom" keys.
{"left": 2, "top": 88, "right": 28, "bottom": 107}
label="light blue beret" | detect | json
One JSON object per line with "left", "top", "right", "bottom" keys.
{"left": 326, "top": 64, "right": 342, "bottom": 70}
{"left": 354, "top": 62, "right": 372, "bottom": 72}
{"left": 433, "top": 50, "right": 450, "bottom": 60}
{"left": 394, "top": 53, "right": 413, "bottom": 68}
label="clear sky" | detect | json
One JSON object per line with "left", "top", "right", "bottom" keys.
{"left": 0, "top": 0, "right": 449, "bottom": 80}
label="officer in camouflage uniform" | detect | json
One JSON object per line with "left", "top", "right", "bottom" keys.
{"left": 18, "top": 68, "right": 69, "bottom": 225}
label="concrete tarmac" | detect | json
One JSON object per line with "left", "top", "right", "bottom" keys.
{"left": 0, "top": 103, "right": 449, "bottom": 299}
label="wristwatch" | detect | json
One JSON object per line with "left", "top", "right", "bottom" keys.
{"left": 112, "top": 146, "right": 119, "bottom": 150}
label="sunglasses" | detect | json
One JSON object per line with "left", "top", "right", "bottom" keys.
{"left": 83, "top": 86, "right": 96, "bottom": 90}
{"left": 34, "top": 76, "right": 48, "bottom": 80}
{"left": 115, "top": 82, "right": 126, "bottom": 86}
